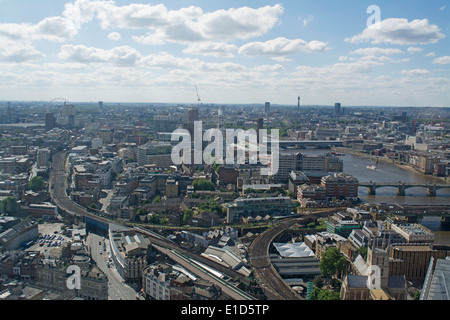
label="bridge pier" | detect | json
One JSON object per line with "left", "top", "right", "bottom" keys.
{"left": 426, "top": 185, "right": 437, "bottom": 197}
{"left": 397, "top": 183, "right": 406, "bottom": 196}
{"left": 442, "top": 216, "right": 450, "bottom": 229}
{"left": 368, "top": 182, "right": 376, "bottom": 196}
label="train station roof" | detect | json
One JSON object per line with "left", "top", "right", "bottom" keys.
{"left": 273, "top": 242, "right": 315, "bottom": 258}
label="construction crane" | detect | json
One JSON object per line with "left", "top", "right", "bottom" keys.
{"left": 195, "top": 84, "right": 201, "bottom": 108}
{"left": 135, "top": 120, "right": 143, "bottom": 145}
{"left": 431, "top": 111, "right": 437, "bottom": 126}
{"left": 413, "top": 110, "right": 419, "bottom": 133}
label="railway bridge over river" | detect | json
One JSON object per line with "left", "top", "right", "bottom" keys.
{"left": 359, "top": 182, "right": 450, "bottom": 197}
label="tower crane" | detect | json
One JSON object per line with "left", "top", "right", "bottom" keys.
{"left": 195, "top": 84, "right": 201, "bottom": 108}
{"left": 413, "top": 110, "right": 419, "bottom": 133}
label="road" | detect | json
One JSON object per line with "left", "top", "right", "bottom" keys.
{"left": 87, "top": 233, "right": 138, "bottom": 300}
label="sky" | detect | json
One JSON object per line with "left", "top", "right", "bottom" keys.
{"left": 0, "top": 0, "right": 449, "bottom": 107}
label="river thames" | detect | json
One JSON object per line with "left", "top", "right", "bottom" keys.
{"left": 294, "top": 148, "right": 450, "bottom": 205}
{"left": 284, "top": 148, "right": 450, "bottom": 240}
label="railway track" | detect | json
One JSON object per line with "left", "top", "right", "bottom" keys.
{"left": 249, "top": 219, "right": 303, "bottom": 300}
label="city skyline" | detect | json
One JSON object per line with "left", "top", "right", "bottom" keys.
{"left": 0, "top": 0, "right": 449, "bottom": 107}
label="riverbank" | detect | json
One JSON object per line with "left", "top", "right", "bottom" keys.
{"left": 336, "top": 147, "right": 449, "bottom": 184}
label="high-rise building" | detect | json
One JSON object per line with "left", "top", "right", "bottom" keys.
{"left": 99, "top": 101, "right": 103, "bottom": 111}
{"left": 265, "top": 102, "right": 271, "bottom": 115}
{"left": 45, "top": 112, "right": 56, "bottom": 131}
{"left": 298, "top": 96, "right": 300, "bottom": 111}
{"left": 187, "top": 106, "right": 199, "bottom": 123}
{"left": 61, "top": 103, "right": 76, "bottom": 126}
{"left": 37, "top": 148, "right": 51, "bottom": 169}
{"left": 186, "top": 106, "right": 199, "bottom": 136}
{"left": 335, "top": 103, "right": 341, "bottom": 115}
{"left": 257, "top": 118, "right": 263, "bottom": 144}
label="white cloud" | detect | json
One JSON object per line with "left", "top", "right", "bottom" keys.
{"left": 432, "top": 56, "right": 450, "bottom": 65}
{"left": 401, "top": 69, "right": 432, "bottom": 76}
{"left": 108, "top": 32, "right": 121, "bottom": 41}
{"left": 253, "top": 64, "right": 285, "bottom": 73}
{"left": 426, "top": 52, "right": 436, "bottom": 57}
{"left": 0, "top": 38, "right": 45, "bottom": 62}
{"left": 34, "top": 17, "right": 78, "bottom": 42}
{"left": 406, "top": 47, "right": 424, "bottom": 54}
{"left": 350, "top": 47, "right": 404, "bottom": 56}
{"left": 182, "top": 42, "right": 237, "bottom": 58}
{"left": 238, "top": 37, "right": 329, "bottom": 57}
{"left": 58, "top": 44, "right": 141, "bottom": 66}
{"left": 0, "top": 17, "right": 77, "bottom": 43}
{"left": 139, "top": 52, "right": 200, "bottom": 69}
{"left": 63, "top": 0, "right": 284, "bottom": 44}
{"left": 345, "top": 18, "right": 445, "bottom": 45}
{"left": 270, "top": 56, "right": 293, "bottom": 62}
{"left": 0, "top": 15, "right": 77, "bottom": 63}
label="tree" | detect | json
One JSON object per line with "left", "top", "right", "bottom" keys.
{"left": 310, "top": 288, "right": 340, "bottom": 300}
{"left": 192, "top": 179, "right": 215, "bottom": 191}
{"left": 313, "top": 276, "right": 325, "bottom": 289}
{"left": 183, "top": 209, "right": 194, "bottom": 223}
{"left": 357, "top": 247, "right": 368, "bottom": 260}
{"left": 0, "top": 197, "right": 19, "bottom": 215}
{"left": 28, "top": 176, "right": 44, "bottom": 192}
{"left": 319, "top": 247, "right": 347, "bottom": 279}
{"left": 152, "top": 195, "right": 161, "bottom": 204}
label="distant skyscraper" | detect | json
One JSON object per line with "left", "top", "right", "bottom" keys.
{"left": 61, "top": 103, "right": 76, "bottom": 126}
{"left": 186, "top": 106, "right": 199, "bottom": 136}
{"left": 298, "top": 96, "right": 300, "bottom": 111}
{"left": 99, "top": 101, "right": 104, "bottom": 111}
{"left": 187, "top": 106, "right": 199, "bottom": 123}
{"left": 335, "top": 103, "right": 341, "bottom": 115}
{"left": 68, "top": 114, "right": 75, "bottom": 128}
{"left": 257, "top": 117, "right": 264, "bottom": 144}
{"left": 45, "top": 112, "right": 56, "bottom": 131}
{"left": 265, "top": 102, "right": 271, "bottom": 115}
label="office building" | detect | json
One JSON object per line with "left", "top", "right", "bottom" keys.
{"left": 325, "top": 212, "right": 360, "bottom": 238}
{"left": 142, "top": 262, "right": 222, "bottom": 300}
{"left": 265, "top": 102, "right": 271, "bottom": 115}
{"left": 321, "top": 173, "right": 359, "bottom": 199}
{"left": 388, "top": 244, "right": 450, "bottom": 282}
{"left": 137, "top": 142, "right": 173, "bottom": 168}
{"left": 274, "top": 153, "right": 343, "bottom": 184}
{"left": 226, "top": 196, "right": 293, "bottom": 223}
{"left": 45, "top": 113, "right": 56, "bottom": 131}
{"left": 420, "top": 257, "right": 450, "bottom": 300}
{"left": 37, "top": 148, "right": 51, "bottom": 169}
{"left": 109, "top": 226, "right": 152, "bottom": 283}
{"left": 335, "top": 103, "right": 341, "bottom": 115}
{"left": 390, "top": 223, "right": 435, "bottom": 243}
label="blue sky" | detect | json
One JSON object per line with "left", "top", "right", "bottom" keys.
{"left": 0, "top": 0, "right": 449, "bottom": 106}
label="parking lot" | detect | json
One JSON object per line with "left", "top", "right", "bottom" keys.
{"left": 26, "top": 222, "right": 69, "bottom": 256}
